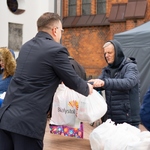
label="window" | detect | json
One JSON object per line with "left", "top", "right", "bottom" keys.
{"left": 7, "top": 0, "right": 18, "bottom": 13}
{"left": 54, "top": 0, "right": 62, "bottom": 17}
{"left": 125, "top": 0, "right": 147, "bottom": 19}
{"left": 7, "top": 0, "right": 25, "bottom": 14}
{"left": 82, "top": 0, "right": 91, "bottom": 15}
{"left": 97, "top": 0, "right": 106, "bottom": 14}
{"left": 108, "top": 4, "right": 126, "bottom": 22}
{"left": 69, "top": 0, "right": 76, "bottom": 16}
{"left": 8, "top": 23, "right": 23, "bottom": 51}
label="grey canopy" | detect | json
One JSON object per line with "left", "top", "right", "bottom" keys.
{"left": 114, "top": 21, "right": 150, "bottom": 103}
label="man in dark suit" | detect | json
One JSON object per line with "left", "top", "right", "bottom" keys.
{"left": 0, "top": 12, "right": 93, "bottom": 150}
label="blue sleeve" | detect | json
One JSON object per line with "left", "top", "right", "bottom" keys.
{"left": 102, "top": 63, "right": 139, "bottom": 91}
{"left": 140, "top": 87, "right": 150, "bottom": 131}
{"left": 0, "top": 98, "right": 4, "bottom": 107}
{"left": 0, "top": 76, "right": 12, "bottom": 93}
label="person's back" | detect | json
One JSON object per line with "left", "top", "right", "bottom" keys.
{"left": 0, "top": 12, "right": 93, "bottom": 150}
{"left": 0, "top": 22, "right": 88, "bottom": 140}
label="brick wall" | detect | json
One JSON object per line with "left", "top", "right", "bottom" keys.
{"left": 62, "top": 0, "right": 150, "bottom": 79}
{"left": 62, "top": 26, "right": 109, "bottom": 79}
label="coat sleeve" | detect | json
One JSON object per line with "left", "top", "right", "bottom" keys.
{"left": 52, "top": 46, "right": 89, "bottom": 96}
{"left": 102, "top": 63, "right": 139, "bottom": 91}
{"left": 140, "top": 86, "right": 150, "bottom": 131}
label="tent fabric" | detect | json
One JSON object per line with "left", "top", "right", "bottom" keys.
{"left": 114, "top": 21, "right": 150, "bottom": 103}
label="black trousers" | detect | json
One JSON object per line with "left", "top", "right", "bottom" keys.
{"left": 0, "top": 129, "right": 43, "bottom": 150}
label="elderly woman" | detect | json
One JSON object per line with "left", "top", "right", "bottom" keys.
{"left": 0, "top": 47, "right": 16, "bottom": 107}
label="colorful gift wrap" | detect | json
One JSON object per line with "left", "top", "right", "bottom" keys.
{"left": 49, "top": 123, "right": 83, "bottom": 138}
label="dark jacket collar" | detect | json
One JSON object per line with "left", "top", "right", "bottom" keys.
{"left": 36, "top": 31, "right": 54, "bottom": 41}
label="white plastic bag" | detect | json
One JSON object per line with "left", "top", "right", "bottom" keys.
{"left": 104, "top": 123, "right": 140, "bottom": 150}
{"left": 89, "top": 119, "right": 117, "bottom": 150}
{"left": 89, "top": 119, "right": 150, "bottom": 150}
{"left": 127, "top": 131, "right": 150, "bottom": 150}
{"left": 77, "top": 89, "right": 107, "bottom": 123}
{"left": 50, "top": 84, "right": 83, "bottom": 128}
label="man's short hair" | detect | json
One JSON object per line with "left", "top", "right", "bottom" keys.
{"left": 37, "top": 12, "right": 61, "bottom": 31}
{"left": 103, "top": 42, "right": 112, "bottom": 48}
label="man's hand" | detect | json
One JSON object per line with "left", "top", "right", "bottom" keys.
{"left": 88, "top": 79, "right": 105, "bottom": 88}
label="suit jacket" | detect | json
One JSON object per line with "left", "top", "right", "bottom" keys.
{"left": 0, "top": 31, "right": 89, "bottom": 140}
